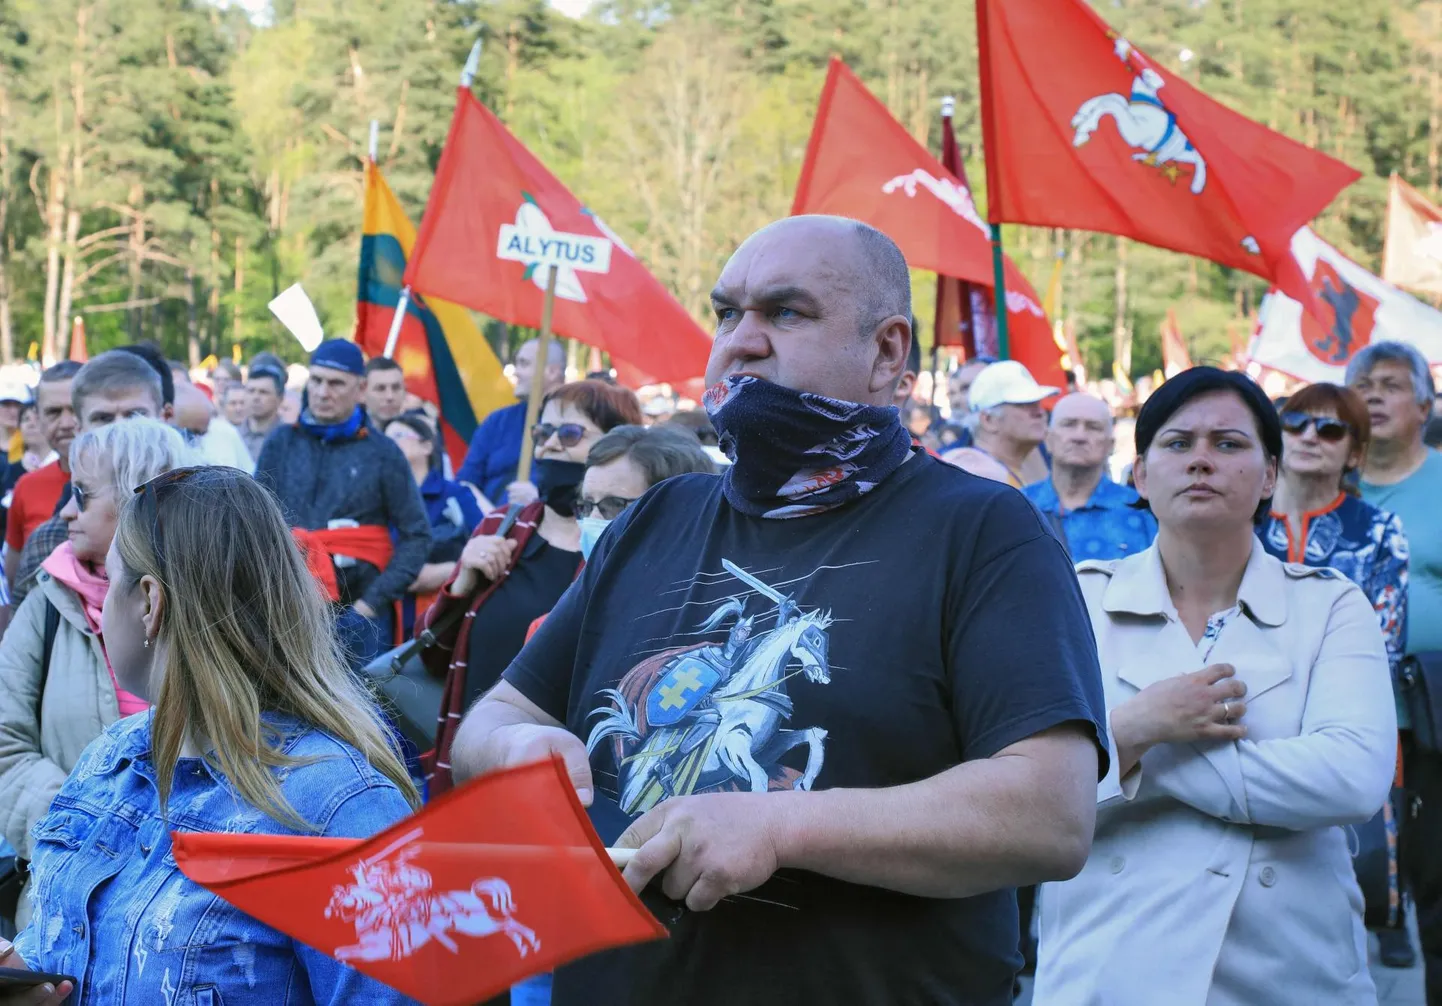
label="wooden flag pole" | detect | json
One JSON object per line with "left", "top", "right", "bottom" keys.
{"left": 607, "top": 848, "right": 635, "bottom": 868}
{"left": 516, "top": 264, "right": 559, "bottom": 483}
{"left": 990, "top": 223, "right": 1011, "bottom": 361}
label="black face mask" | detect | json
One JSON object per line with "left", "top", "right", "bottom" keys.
{"left": 703, "top": 375, "right": 911, "bottom": 519}
{"left": 533, "top": 458, "right": 588, "bottom": 518}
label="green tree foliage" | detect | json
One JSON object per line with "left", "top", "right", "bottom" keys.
{"left": 0, "top": 0, "right": 1436, "bottom": 377}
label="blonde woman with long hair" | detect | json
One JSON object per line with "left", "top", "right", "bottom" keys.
{"left": 0, "top": 466, "right": 420, "bottom": 1005}
{"left": 0, "top": 418, "right": 194, "bottom": 933}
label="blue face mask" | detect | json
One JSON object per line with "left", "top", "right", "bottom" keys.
{"left": 578, "top": 516, "right": 612, "bottom": 561}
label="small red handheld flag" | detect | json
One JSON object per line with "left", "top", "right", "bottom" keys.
{"left": 792, "top": 58, "right": 1063, "bottom": 388}
{"left": 173, "top": 759, "right": 665, "bottom": 1006}
{"left": 975, "top": 0, "right": 1360, "bottom": 310}
{"left": 402, "top": 88, "right": 713, "bottom": 389}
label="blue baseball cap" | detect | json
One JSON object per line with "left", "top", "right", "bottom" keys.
{"left": 309, "top": 339, "right": 365, "bottom": 378}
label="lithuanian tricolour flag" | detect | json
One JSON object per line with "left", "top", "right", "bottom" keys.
{"left": 355, "top": 160, "right": 513, "bottom": 465}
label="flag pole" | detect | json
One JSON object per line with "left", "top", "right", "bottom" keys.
{"left": 990, "top": 225, "right": 1010, "bottom": 361}
{"left": 516, "top": 265, "right": 559, "bottom": 483}
{"left": 373, "top": 114, "right": 413, "bottom": 359}
{"left": 386, "top": 40, "right": 478, "bottom": 361}
{"left": 933, "top": 95, "right": 956, "bottom": 405}
{"left": 974, "top": 0, "right": 1010, "bottom": 362}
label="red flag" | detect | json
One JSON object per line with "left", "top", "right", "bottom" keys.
{"left": 934, "top": 99, "right": 992, "bottom": 357}
{"left": 792, "top": 58, "right": 1063, "bottom": 389}
{"left": 975, "top": 0, "right": 1360, "bottom": 311}
{"left": 402, "top": 89, "right": 712, "bottom": 388}
{"left": 1160, "top": 308, "right": 1192, "bottom": 377}
{"left": 172, "top": 759, "right": 665, "bottom": 1006}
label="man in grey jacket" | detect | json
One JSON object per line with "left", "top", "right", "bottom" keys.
{"left": 255, "top": 339, "right": 429, "bottom": 669}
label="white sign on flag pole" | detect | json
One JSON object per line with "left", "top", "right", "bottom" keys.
{"left": 497, "top": 226, "right": 613, "bottom": 275}
{"left": 498, "top": 221, "right": 613, "bottom": 482}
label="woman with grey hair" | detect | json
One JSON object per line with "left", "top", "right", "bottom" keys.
{"left": 0, "top": 419, "right": 195, "bottom": 930}
{"left": 1346, "top": 339, "right": 1442, "bottom": 976}
{"left": 576, "top": 424, "right": 718, "bottom": 559}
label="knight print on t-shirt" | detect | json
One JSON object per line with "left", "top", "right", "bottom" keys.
{"left": 585, "top": 558, "right": 833, "bottom": 816}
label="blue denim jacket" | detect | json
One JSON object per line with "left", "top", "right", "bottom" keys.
{"left": 13, "top": 712, "right": 420, "bottom": 1005}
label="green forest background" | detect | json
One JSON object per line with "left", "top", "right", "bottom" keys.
{"left": 0, "top": 0, "right": 1437, "bottom": 379}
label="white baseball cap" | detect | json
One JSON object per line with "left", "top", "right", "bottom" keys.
{"left": 967, "top": 360, "right": 1059, "bottom": 412}
{"left": 0, "top": 381, "right": 32, "bottom": 406}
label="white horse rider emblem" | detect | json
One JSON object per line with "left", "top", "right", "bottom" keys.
{"left": 881, "top": 170, "right": 989, "bottom": 237}
{"left": 1071, "top": 37, "right": 1208, "bottom": 194}
{"left": 587, "top": 560, "right": 833, "bottom": 816}
{"left": 324, "top": 828, "right": 541, "bottom": 963}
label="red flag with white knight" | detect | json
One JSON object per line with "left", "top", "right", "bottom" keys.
{"left": 792, "top": 58, "right": 1062, "bottom": 388}
{"left": 402, "top": 85, "right": 712, "bottom": 389}
{"left": 172, "top": 759, "right": 665, "bottom": 1006}
{"left": 975, "top": 0, "right": 1360, "bottom": 310}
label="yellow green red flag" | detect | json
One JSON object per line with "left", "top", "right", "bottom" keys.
{"left": 355, "top": 160, "right": 513, "bottom": 463}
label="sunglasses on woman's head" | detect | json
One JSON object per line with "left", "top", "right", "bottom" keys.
{"left": 133, "top": 466, "right": 213, "bottom": 572}
{"left": 532, "top": 422, "right": 588, "bottom": 448}
{"left": 575, "top": 495, "right": 638, "bottom": 520}
{"left": 1280, "top": 412, "right": 1352, "bottom": 443}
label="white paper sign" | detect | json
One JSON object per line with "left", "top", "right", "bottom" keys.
{"left": 496, "top": 225, "right": 613, "bottom": 275}
{"left": 267, "top": 284, "right": 325, "bottom": 353}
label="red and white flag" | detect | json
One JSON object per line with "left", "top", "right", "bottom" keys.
{"left": 976, "top": 0, "right": 1359, "bottom": 311}
{"left": 402, "top": 87, "right": 712, "bottom": 388}
{"left": 1382, "top": 173, "right": 1442, "bottom": 296}
{"left": 173, "top": 759, "right": 665, "bottom": 1006}
{"left": 1249, "top": 228, "right": 1442, "bottom": 383}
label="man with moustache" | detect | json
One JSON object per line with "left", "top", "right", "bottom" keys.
{"left": 449, "top": 215, "right": 1108, "bottom": 1006}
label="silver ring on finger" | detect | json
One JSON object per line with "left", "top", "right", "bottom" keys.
{"left": 1222, "top": 700, "right": 1235, "bottom": 722}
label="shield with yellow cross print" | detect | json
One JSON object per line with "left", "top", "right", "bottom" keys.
{"left": 644, "top": 655, "right": 722, "bottom": 728}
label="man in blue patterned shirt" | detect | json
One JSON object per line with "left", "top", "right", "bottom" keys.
{"left": 1024, "top": 393, "right": 1157, "bottom": 561}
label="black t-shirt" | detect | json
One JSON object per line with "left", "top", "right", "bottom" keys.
{"left": 507, "top": 451, "right": 1108, "bottom": 1006}
{"left": 465, "top": 534, "right": 580, "bottom": 706}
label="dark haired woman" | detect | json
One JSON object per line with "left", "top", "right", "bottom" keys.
{"left": 420, "top": 381, "right": 642, "bottom": 795}
{"left": 1033, "top": 367, "right": 1397, "bottom": 1006}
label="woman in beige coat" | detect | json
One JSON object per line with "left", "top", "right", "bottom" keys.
{"left": 0, "top": 419, "right": 193, "bottom": 926}
{"left": 1034, "top": 368, "right": 1396, "bottom": 1006}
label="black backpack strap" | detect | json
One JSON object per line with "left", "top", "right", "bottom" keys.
{"left": 38, "top": 599, "right": 59, "bottom": 714}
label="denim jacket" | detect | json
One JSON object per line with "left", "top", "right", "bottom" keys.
{"left": 13, "top": 712, "right": 420, "bottom": 1005}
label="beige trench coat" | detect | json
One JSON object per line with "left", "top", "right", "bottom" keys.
{"left": 1034, "top": 539, "right": 1396, "bottom": 1006}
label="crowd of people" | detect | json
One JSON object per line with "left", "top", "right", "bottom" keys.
{"left": 0, "top": 215, "right": 1434, "bottom": 1006}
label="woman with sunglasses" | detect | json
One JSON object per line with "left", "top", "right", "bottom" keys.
{"left": 419, "top": 381, "right": 641, "bottom": 795}
{"left": 1258, "top": 382, "right": 1412, "bottom": 964}
{"left": 1261, "top": 383, "right": 1407, "bottom": 678}
{"left": 0, "top": 466, "right": 420, "bottom": 1005}
{"left": 0, "top": 419, "right": 194, "bottom": 933}
{"left": 574, "top": 425, "right": 717, "bottom": 560}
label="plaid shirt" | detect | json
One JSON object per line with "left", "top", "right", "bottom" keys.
{"left": 12, "top": 515, "right": 68, "bottom": 608}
